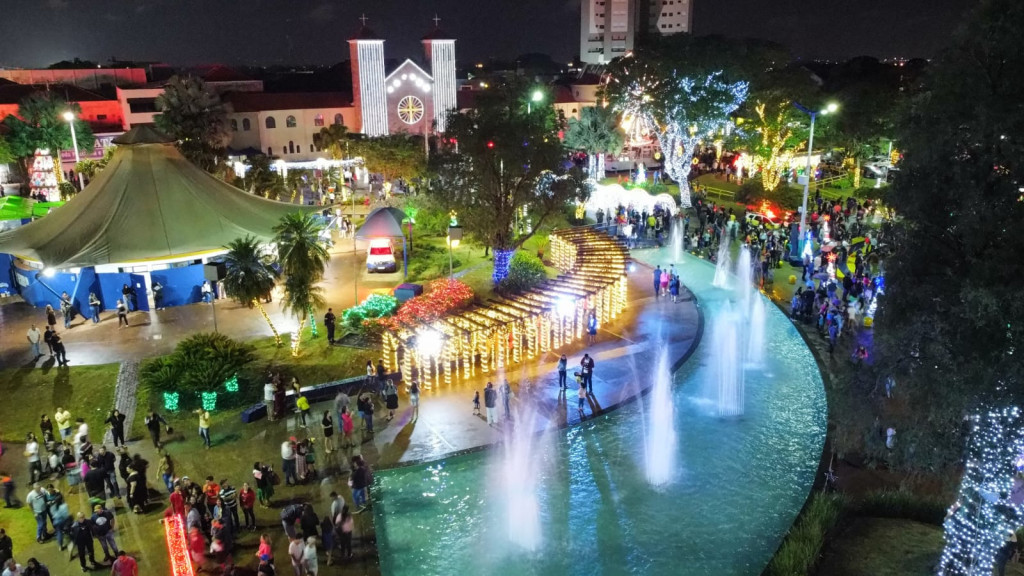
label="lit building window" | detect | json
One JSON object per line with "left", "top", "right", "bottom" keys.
{"left": 286, "top": 116, "right": 297, "bottom": 128}
{"left": 314, "top": 114, "right": 324, "bottom": 127}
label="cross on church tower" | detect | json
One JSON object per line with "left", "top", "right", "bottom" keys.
{"left": 359, "top": 13, "right": 369, "bottom": 26}
{"left": 433, "top": 14, "right": 441, "bottom": 27}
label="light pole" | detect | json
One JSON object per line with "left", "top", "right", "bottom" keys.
{"left": 62, "top": 111, "right": 85, "bottom": 191}
{"left": 447, "top": 225, "right": 463, "bottom": 279}
{"left": 789, "top": 101, "right": 838, "bottom": 262}
{"left": 527, "top": 89, "right": 544, "bottom": 114}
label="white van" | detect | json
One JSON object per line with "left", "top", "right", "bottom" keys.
{"left": 366, "top": 238, "right": 397, "bottom": 273}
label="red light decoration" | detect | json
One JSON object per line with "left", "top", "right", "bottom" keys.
{"left": 372, "top": 279, "right": 475, "bottom": 332}
{"left": 827, "top": 252, "right": 838, "bottom": 263}
{"left": 487, "top": 141, "right": 495, "bottom": 149}
{"left": 164, "top": 513, "right": 195, "bottom": 576}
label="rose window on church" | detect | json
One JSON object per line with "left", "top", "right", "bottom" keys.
{"left": 397, "top": 96, "right": 425, "bottom": 124}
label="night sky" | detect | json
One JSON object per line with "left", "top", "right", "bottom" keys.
{"left": 0, "top": 0, "right": 977, "bottom": 69}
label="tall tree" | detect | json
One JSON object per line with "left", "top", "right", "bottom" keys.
{"left": 223, "top": 236, "right": 282, "bottom": 346}
{"left": 317, "top": 124, "right": 350, "bottom": 160}
{"left": 874, "top": 0, "right": 1024, "bottom": 476}
{"left": 603, "top": 38, "right": 748, "bottom": 207}
{"left": 427, "top": 81, "right": 591, "bottom": 283}
{"left": 238, "top": 154, "right": 286, "bottom": 199}
{"left": 273, "top": 212, "right": 329, "bottom": 356}
{"left": 564, "top": 106, "right": 625, "bottom": 179}
{"left": 2, "top": 93, "right": 95, "bottom": 180}
{"left": 155, "top": 75, "right": 231, "bottom": 172}
{"left": 350, "top": 134, "right": 425, "bottom": 194}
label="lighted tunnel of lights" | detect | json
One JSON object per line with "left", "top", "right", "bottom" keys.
{"left": 382, "top": 227, "right": 629, "bottom": 386}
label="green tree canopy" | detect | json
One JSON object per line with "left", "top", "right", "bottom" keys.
{"left": 317, "top": 124, "right": 350, "bottom": 160}
{"left": 872, "top": 0, "right": 1024, "bottom": 472}
{"left": 155, "top": 75, "right": 231, "bottom": 172}
{"left": 2, "top": 93, "right": 95, "bottom": 170}
{"left": 349, "top": 133, "right": 425, "bottom": 184}
{"left": 564, "top": 105, "right": 624, "bottom": 179}
{"left": 427, "top": 81, "right": 590, "bottom": 281}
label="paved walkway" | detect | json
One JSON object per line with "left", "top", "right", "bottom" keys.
{"left": 347, "top": 264, "right": 702, "bottom": 468}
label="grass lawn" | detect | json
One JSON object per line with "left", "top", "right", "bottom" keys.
{"left": 815, "top": 517, "right": 944, "bottom": 576}
{"left": 0, "top": 363, "right": 119, "bottom": 442}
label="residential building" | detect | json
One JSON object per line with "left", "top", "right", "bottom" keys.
{"left": 579, "top": 0, "right": 694, "bottom": 64}
{"left": 222, "top": 92, "right": 358, "bottom": 160}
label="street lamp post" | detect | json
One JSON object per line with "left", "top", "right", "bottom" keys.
{"left": 447, "top": 225, "right": 463, "bottom": 279}
{"left": 789, "top": 101, "right": 838, "bottom": 262}
{"left": 62, "top": 111, "right": 85, "bottom": 191}
{"left": 527, "top": 89, "right": 544, "bottom": 114}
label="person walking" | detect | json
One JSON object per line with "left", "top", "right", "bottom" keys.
{"left": 121, "top": 284, "right": 134, "bottom": 312}
{"left": 383, "top": 380, "right": 399, "bottom": 421}
{"left": 295, "top": 392, "right": 310, "bottom": 429}
{"left": 669, "top": 275, "right": 680, "bottom": 303}
{"left": 195, "top": 409, "right": 212, "bottom": 449}
{"left": 26, "top": 485, "right": 49, "bottom": 542}
{"left": 580, "top": 354, "right": 595, "bottom": 395}
{"left": 240, "top": 482, "right": 257, "bottom": 531}
{"left": 50, "top": 334, "right": 68, "bottom": 367}
{"left": 364, "top": 361, "right": 374, "bottom": 390}
{"left": 358, "top": 394, "right": 375, "bottom": 435}
{"left": 557, "top": 354, "right": 567, "bottom": 389}
{"left": 287, "top": 536, "right": 305, "bottom": 576}
{"left": 652, "top": 265, "right": 663, "bottom": 298}
{"left": 44, "top": 305, "right": 57, "bottom": 331}
{"left": 483, "top": 383, "right": 498, "bottom": 426}
{"left": 220, "top": 481, "right": 240, "bottom": 529}
{"left": 104, "top": 410, "right": 126, "bottom": 448}
{"left": 264, "top": 377, "right": 277, "bottom": 422}
{"left": 408, "top": 380, "right": 420, "bottom": 420}
{"left": 60, "top": 296, "right": 73, "bottom": 329}
{"left": 349, "top": 456, "right": 371, "bottom": 512}
{"left": 499, "top": 381, "right": 513, "bottom": 421}
{"left": 88, "top": 293, "right": 101, "bottom": 323}
{"left": 49, "top": 491, "right": 71, "bottom": 552}
{"left": 89, "top": 505, "right": 118, "bottom": 562}
{"left": 24, "top": 436, "right": 42, "bottom": 484}
{"left": 324, "top": 309, "right": 336, "bottom": 345}
{"left": 26, "top": 325, "right": 41, "bottom": 360}
{"left": 42, "top": 327, "right": 54, "bottom": 357}
{"left": 334, "top": 504, "right": 354, "bottom": 561}
{"left": 302, "top": 536, "right": 319, "bottom": 576}
{"left": 69, "top": 513, "right": 97, "bottom": 573}
{"left": 333, "top": 390, "right": 350, "bottom": 433}
{"left": 587, "top": 311, "right": 598, "bottom": 345}
{"left": 578, "top": 377, "right": 588, "bottom": 419}
{"left": 97, "top": 446, "right": 120, "bottom": 499}
{"left": 253, "top": 462, "right": 274, "bottom": 508}
{"left": 144, "top": 412, "right": 169, "bottom": 449}
{"left": 472, "top": 390, "right": 481, "bottom": 415}
{"left": 115, "top": 300, "right": 128, "bottom": 328}
{"left": 109, "top": 551, "right": 138, "bottom": 576}
{"left": 320, "top": 412, "right": 334, "bottom": 453}
{"left": 281, "top": 440, "right": 298, "bottom": 487}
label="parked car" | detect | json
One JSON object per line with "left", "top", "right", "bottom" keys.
{"left": 366, "top": 238, "right": 397, "bottom": 273}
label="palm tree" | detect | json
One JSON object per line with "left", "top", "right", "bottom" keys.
{"left": 564, "top": 106, "right": 625, "bottom": 180}
{"left": 223, "top": 236, "right": 282, "bottom": 346}
{"left": 273, "top": 212, "right": 330, "bottom": 356}
{"left": 318, "top": 124, "right": 350, "bottom": 159}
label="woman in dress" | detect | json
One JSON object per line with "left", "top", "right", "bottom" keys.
{"left": 409, "top": 380, "right": 420, "bottom": 420}
{"left": 321, "top": 412, "right": 334, "bottom": 454}
{"left": 44, "top": 305, "right": 57, "bottom": 329}
{"left": 295, "top": 439, "right": 308, "bottom": 483}
{"left": 383, "top": 380, "right": 399, "bottom": 421}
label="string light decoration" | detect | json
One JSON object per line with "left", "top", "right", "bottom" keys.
{"left": 163, "top": 392, "right": 180, "bottom": 412}
{"left": 492, "top": 249, "right": 515, "bottom": 283}
{"left": 308, "top": 309, "right": 318, "bottom": 338}
{"left": 201, "top": 392, "right": 218, "bottom": 412}
{"left": 163, "top": 511, "right": 195, "bottom": 576}
{"left": 224, "top": 374, "right": 239, "bottom": 393}
{"left": 938, "top": 405, "right": 1024, "bottom": 576}
{"left": 343, "top": 293, "right": 398, "bottom": 328}
{"left": 380, "top": 228, "right": 628, "bottom": 378}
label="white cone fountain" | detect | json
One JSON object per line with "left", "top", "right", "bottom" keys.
{"left": 498, "top": 406, "right": 543, "bottom": 551}
{"left": 645, "top": 343, "right": 677, "bottom": 487}
{"left": 712, "top": 239, "right": 732, "bottom": 289}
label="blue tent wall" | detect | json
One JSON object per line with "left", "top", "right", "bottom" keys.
{"left": 152, "top": 263, "right": 206, "bottom": 308}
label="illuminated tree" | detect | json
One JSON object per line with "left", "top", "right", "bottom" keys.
{"left": 564, "top": 105, "right": 624, "bottom": 179}
{"left": 428, "top": 82, "right": 590, "bottom": 283}
{"left": 604, "top": 58, "right": 747, "bottom": 207}
{"left": 155, "top": 75, "right": 231, "bottom": 172}
{"left": 223, "top": 236, "right": 282, "bottom": 346}
{"left": 317, "top": 124, "right": 350, "bottom": 159}
{"left": 938, "top": 406, "right": 1024, "bottom": 576}
{"left": 349, "top": 134, "right": 425, "bottom": 190}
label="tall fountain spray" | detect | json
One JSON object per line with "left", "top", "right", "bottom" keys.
{"left": 672, "top": 221, "right": 685, "bottom": 264}
{"left": 712, "top": 238, "right": 732, "bottom": 289}
{"left": 708, "top": 303, "right": 745, "bottom": 416}
{"left": 645, "top": 343, "right": 677, "bottom": 487}
{"left": 735, "top": 247, "right": 754, "bottom": 310}
{"left": 746, "top": 296, "right": 767, "bottom": 367}
{"left": 499, "top": 406, "right": 543, "bottom": 551}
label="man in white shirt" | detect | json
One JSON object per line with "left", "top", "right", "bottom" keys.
{"left": 280, "top": 440, "right": 297, "bottom": 486}
{"left": 2, "top": 558, "right": 23, "bottom": 576}
{"left": 24, "top": 437, "right": 41, "bottom": 483}
{"left": 264, "top": 381, "right": 276, "bottom": 422}
{"left": 26, "top": 325, "right": 41, "bottom": 360}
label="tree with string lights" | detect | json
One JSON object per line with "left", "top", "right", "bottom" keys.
{"left": 603, "top": 46, "right": 747, "bottom": 207}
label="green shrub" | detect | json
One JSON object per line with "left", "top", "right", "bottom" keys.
{"left": 343, "top": 294, "right": 398, "bottom": 331}
{"left": 497, "top": 251, "right": 547, "bottom": 295}
{"left": 59, "top": 181, "right": 77, "bottom": 200}
{"left": 851, "top": 490, "right": 947, "bottom": 525}
{"left": 735, "top": 180, "right": 766, "bottom": 204}
{"left": 766, "top": 493, "right": 846, "bottom": 576}
{"left": 141, "top": 333, "right": 255, "bottom": 410}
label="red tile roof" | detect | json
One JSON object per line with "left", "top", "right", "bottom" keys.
{"left": 223, "top": 91, "right": 353, "bottom": 113}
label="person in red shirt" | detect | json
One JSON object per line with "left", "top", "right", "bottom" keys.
{"left": 111, "top": 551, "right": 138, "bottom": 576}
{"left": 240, "top": 482, "right": 257, "bottom": 531}
{"left": 202, "top": 476, "right": 220, "bottom": 508}
{"left": 169, "top": 484, "right": 185, "bottom": 519}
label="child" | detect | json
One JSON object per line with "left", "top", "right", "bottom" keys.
{"left": 577, "top": 377, "right": 587, "bottom": 419}
{"left": 472, "top": 391, "right": 481, "bottom": 415}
